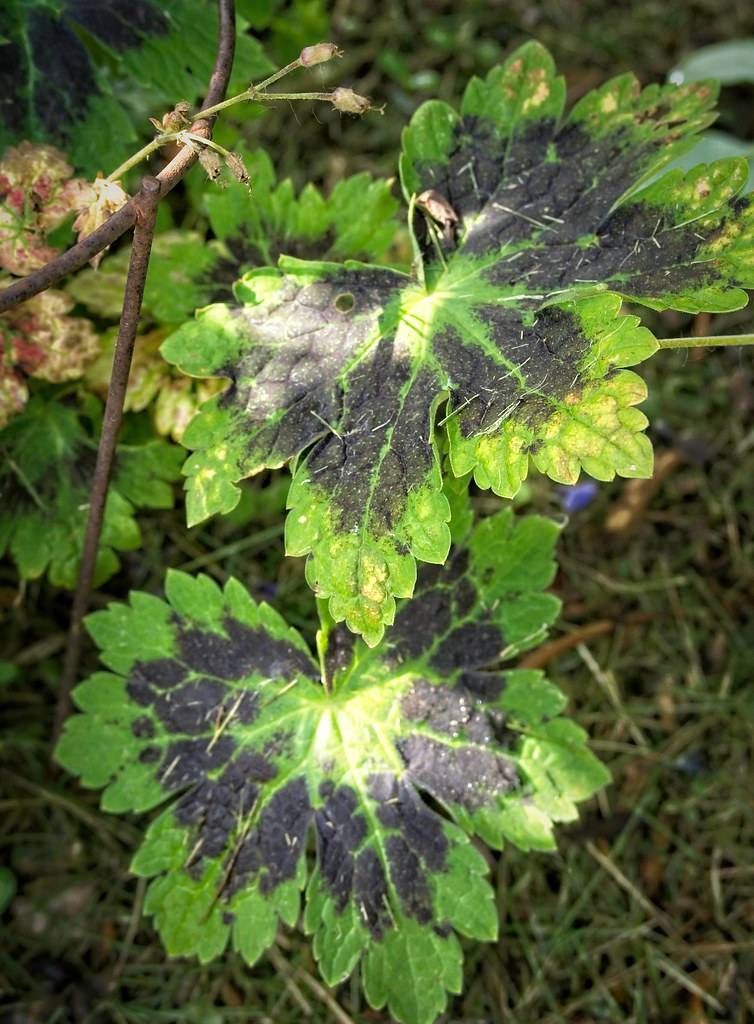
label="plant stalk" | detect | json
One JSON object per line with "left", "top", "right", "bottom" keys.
{"left": 657, "top": 334, "right": 754, "bottom": 349}
{"left": 53, "top": 176, "right": 161, "bottom": 746}
{"left": 106, "top": 137, "right": 168, "bottom": 183}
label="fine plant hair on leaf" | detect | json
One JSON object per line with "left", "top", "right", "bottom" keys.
{"left": 0, "top": 0, "right": 272, "bottom": 176}
{"left": 163, "top": 41, "right": 754, "bottom": 645}
{"left": 0, "top": 393, "right": 183, "bottom": 587}
{"left": 67, "top": 148, "right": 401, "bottom": 326}
{"left": 56, "top": 508, "right": 609, "bottom": 1024}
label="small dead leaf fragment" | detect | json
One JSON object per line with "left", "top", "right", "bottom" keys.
{"left": 73, "top": 175, "right": 129, "bottom": 268}
{"left": 416, "top": 189, "right": 459, "bottom": 228}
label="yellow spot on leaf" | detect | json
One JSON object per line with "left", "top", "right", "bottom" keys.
{"left": 359, "top": 554, "right": 388, "bottom": 604}
{"left": 523, "top": 82, "right": 550, "bottom": 111}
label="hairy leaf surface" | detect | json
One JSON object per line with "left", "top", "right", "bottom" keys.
{"left": 0, "top": 394, "right": 183, "bottom": 586}
{"left": 163, "top": 43, "right": 754, "bottom": 644}
{"left": 0, "top": 1, "right": 272, "bottom": 175}
{"left": 57, "top": 510, "right": 608, "bottom": 1024}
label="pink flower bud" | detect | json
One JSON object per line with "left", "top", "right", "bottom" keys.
{"left": 299, "top": 42, "right": 342, "bottom": 67}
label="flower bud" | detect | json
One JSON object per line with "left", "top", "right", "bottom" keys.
{"left": 331, "top": 87, "right": 373, "bottom": 115}
{"left": 299, "top": 42, "right": 342, "bottom": 67}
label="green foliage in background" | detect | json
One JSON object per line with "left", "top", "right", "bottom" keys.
{"left": 0, "top": 394, "right": 182, "bottom": 586}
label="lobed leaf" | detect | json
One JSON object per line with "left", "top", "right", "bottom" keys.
{"left": 0, "top": 394, "right": 183, "bottom": 586}
{"left": 164, "top": 43, "right": 754, "bottom": 644}
{"left": 57, "top": 510, "right": 608, "bottom": 1024}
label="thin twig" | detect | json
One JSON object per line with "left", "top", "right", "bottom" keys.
{"left": 516, "top": 612, "right": 657, "bottom": 669}
{"left": 53, "top": 176, "right": 161, "bottom": 745}
{"left": 0, "top": 0, "right": 237, "bottom": 314}
{"left": 107, "top": 876, "right": 147, "bottom": 991}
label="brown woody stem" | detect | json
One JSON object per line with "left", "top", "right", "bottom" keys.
{"left": 50, "top": 0, "right": 237, "bottom": 747}
{"left": 53, "top": 176, "right": 162, "bottom": 745}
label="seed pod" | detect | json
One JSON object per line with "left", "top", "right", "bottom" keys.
{"left": 226, "top": 152, "right": 250, "bottom": 187}
{"left": 331, "top": 87, "right": 373, "bottom": 115}
{"left": 299, "top": 42, "right": 342, "bottom": 67}
{"left": 198, "top": 148, "right": 223, "bottom": 182}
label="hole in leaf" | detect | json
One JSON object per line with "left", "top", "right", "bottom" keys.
{"left": 333, "top": 292, "right": 355, "bottom": 313}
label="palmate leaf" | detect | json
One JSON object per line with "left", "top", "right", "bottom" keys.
{"left": 0, "top": 393, "right": 183, "bottom": 586}
{"left": 0, "top": 0, "right": 272, "bottom": 176}
{"left": 162, "top": 43, "right": 754, "bottom": 645}
{"left": 56, "top": 509, "right": 608, "bottom": 1024}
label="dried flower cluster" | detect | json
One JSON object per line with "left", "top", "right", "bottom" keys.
{"left": 0, "top": 288, "right": 98, "bottom": 427}
{"left": 0, "top": 142, "right": 92, "bottom": 276}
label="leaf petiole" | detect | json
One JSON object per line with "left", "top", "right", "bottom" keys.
{"left": 315, "top": 597, "right": 336, "bottom": 689}
{"left": 657, "top": 334, "right": 754, "bottom": 349}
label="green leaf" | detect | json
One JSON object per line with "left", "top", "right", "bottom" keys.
{"left": 661, "top": 130, "right": 754, "bottom": 195}
{"left": 0, "top": 0, "right": 273, "bottom": 176}
{"left": 0, "top": 393, "right": 183, "bottom": 587}
{"left": 669, "top": 40, "right": 754, "bottom": 87}
{"left": 163, "top": 43, "right": 754, "bottom": 643}
{"left": 203, "top": 147, "right": 402, "bottom": 279}
{"left": 57, "top": 511, "right": 608, "bottom": 1024}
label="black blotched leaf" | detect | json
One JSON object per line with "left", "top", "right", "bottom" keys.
{"left": 163, "top": 42, "right": 754, "bottom": 644}
{"left": 56, "top": 508, "right": 608, "bottom": 1024}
